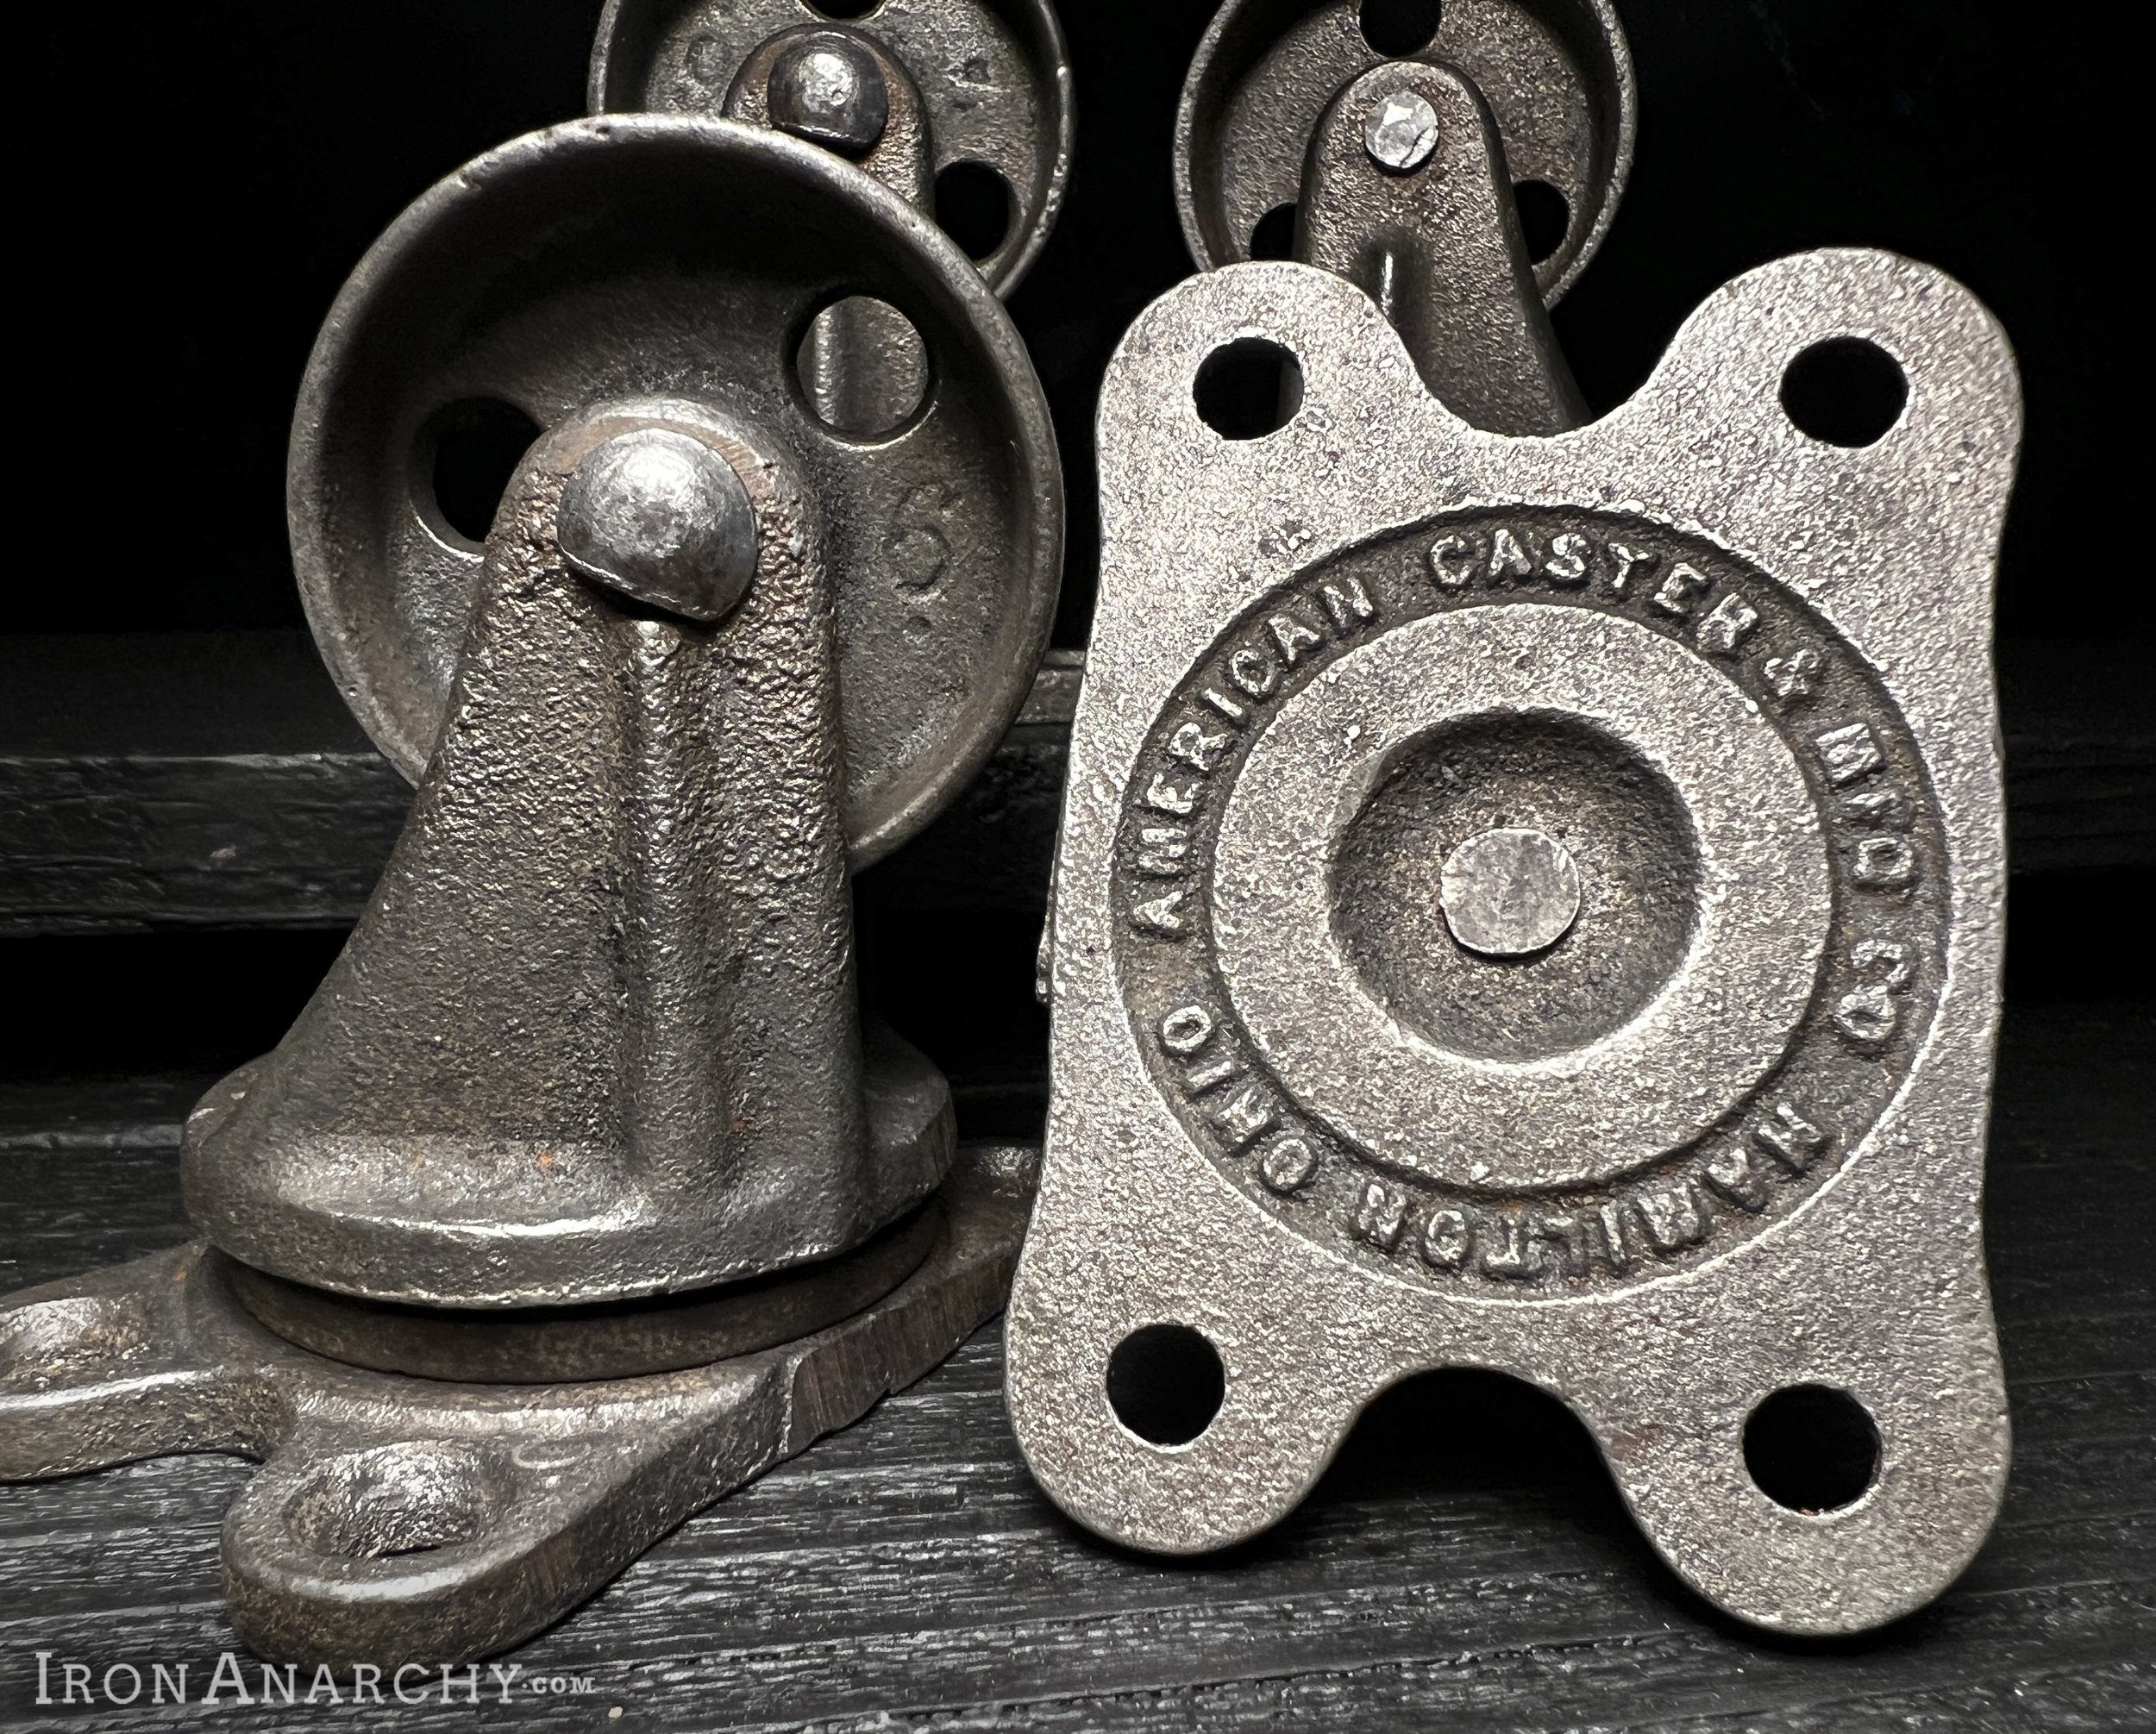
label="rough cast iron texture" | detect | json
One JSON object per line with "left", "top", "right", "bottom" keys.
{"left": 1292, "top": 57, "right": 1587, "bottom": 432}
{"left": 1176, "top": 0, "right": 1633, "bottom": 301}
{"left": 0, "top": 1143, "right": 1035, "bottom": 1668}
{"left": 3, "top": 112, "right": 1062, "bottom": 1662}
{"left": 231, "top": 116, "right": 1061, "bottom": 1308}
{"left": 1008, "top": 247, "right": 2021, "bottom": 1635}
{"left": 591, "top": 0, "right": 1073, "bottom": 296}
{"left": 3, "top": 1007, "right": 2149, "bottom": 1727}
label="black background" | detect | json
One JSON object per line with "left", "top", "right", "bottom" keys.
{"left": 8, "top": 0, "right": 2145, "bottom": 1093}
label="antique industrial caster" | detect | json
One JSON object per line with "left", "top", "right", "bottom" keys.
{"left": 1008, "top": 3, "right": 2019, "bottom": 1636}
{"left": 0, "top": 109, "right": 1060, "bottom": 1664}
{"left": 592, "top": 0, "right": 1073, "bottom": 293}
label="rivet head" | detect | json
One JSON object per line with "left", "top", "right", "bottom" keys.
{"left": 558, "top": 429, "right": 757, "bottom": 624}
{"left": 768, "top": 33, "right": 890, "bottom": 157}
{"left": 1363, "top": 91, "right": 1441, "bottom": 174}
{"left": 1439, "top": 827, "right": 1583, "bottom": 957}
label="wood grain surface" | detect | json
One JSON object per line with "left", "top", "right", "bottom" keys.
{"left": 1, "top": 1004, "right": 2150, "bottom": 1731}
{"left": 3, "top": 635, "right": 2146, "bottom": 936}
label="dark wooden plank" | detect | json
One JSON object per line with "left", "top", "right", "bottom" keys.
{"left": 1, "top": 1003, "right": 2150, "bottom": 1730}
{"left": 3, "top": 633, "right": 2147, "bottom": 935}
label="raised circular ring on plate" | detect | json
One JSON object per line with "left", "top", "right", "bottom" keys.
{"left": 288, "top": 116, "right": 1062, "bottom": 867}
{"left": 1213, "top": 604, "right": 1829, "bottom": 1192}
{"left": 1176, "top": 0, "right": 1635, "bottom": 303}
{"left": 590, "top": 0, "right": 1074, "bottom": 296}
{"left": 1109, "top": 508, "right": 1946, "bottom": 1293}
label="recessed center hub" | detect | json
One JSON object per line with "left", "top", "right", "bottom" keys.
{"left": 1439, "top": 827, "right": 1583, "bottom": 957}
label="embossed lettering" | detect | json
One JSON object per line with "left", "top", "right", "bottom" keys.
{"left": 1269, "top": 610, "right": 1325, "bottom": 665}
{"left": 1697, "top": 592, "right": 1761, "bottom": 656}
{"left": 1543, "top": 532, "right": 1591, "bottom": 585}
{"left": 1427, "top": 534, "right": 1477, "bottom": 588}
{"left": 1227, "top": 647, "right": 1278, "bottom": 698}
{"left": 1200, "top": 687, "right": 1248, "bottom": 724}
{"left": 1479, "top": 1213, "right": 1544, "bottom": 1279}
{"left": 1702, "top": 1146, "right": 1771, "bottom": 1211}
{"left": 1852, "top": 835, "right": 1917, "bottom": 886}
{"left": 1319, "top": 576, "right": 1377, "bottom": 629}
{"left": 1158, "top": 1006, "right": 1213, "bottom": 1053}
{"left": 1351, "top": 1180, "right": 1407, "bottom": 1250}
{"left": 1489, "top": 527, "right": 1536, "bottom": 582}
{"left": 1169, "top": 721, "right": 1232, "bottom": 773}
{"left": 1210, "top": 1084, "right": 1275, "bottom": 1149}
{"left": 1762, "top": 647, "right": 1825, "bottom": 704}
{"left": 1131, "top": 889, "right": 1188, "bottom": 936}
{"left": 1259, "top": 1136, "right": 1319, "bottom": 1193}
{"left": 1842, "top": 786, "right": 1911, "bottom": 829}
{"left": 1421, "top": 1208, "right": 1471, "bottom": 1269}
{"left": 1144, "top": 772, "right": 1199, "bottom": 817}
{"left": 1833, "top": 938, "right": 1914, "bottom": 1050}
{"left": 1185, "top": 1051, "right": 1238, "bottom": 1092}
{"left": 1815, "top": 722, "right": 1885, "bottom": 786}
{"left": 1536, "top": 1212, "right": 1591, "bottom": 1275}
{"left": 1133, "top": 825, "right": 1190, "bottom": 876}
{"left": 1651, "top": 562, "right": 1712, "bottom": 617}
{"left": 1595, "top": 1203, "right": 1634, "bottom": 1272}
{"left": 1631, "top": 1180, "right": 1711, "bottom": 1252}
{"left": 1752, "top": 1101, "right": 1827, "bottom": 1173}
{"left": 1606, "top": 542, "right": 1655, "bottom": 595}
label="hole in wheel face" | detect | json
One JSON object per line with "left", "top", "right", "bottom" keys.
{"left": 1744, "top": 1384, "right": 1881, "bottom": 1513}
{"left": 1780, "top": 338, "right": 1908, "bottom": 448}
{"left": 1250, "top": 203, "right": 1299, "bottom": 260}
{"left": 1194, "top": 338, "right": 1304, "bottom": 440}
{"left": 421, "top": 398, "right": 543, "bottom": 548}
{"left": 809, "top": 0, "right": 881, "bottom": 19}
{"left": 1106, "top": 1324, "right": 1225, "bottom": 1446}
{"left": 1513, "top": 179, "right": 1570, "bottom": 266}
{"left": 934, "top": 160, "right": 1014, "bottom": 262}
{"left": 794, "top": 295, "right": 931, "bottom": 439}
{"left": 285, "top": 1440, "right": 508, "bottom": 1561}
{"left": 1360, "top": 0, "right": 1444, "bottom": 58}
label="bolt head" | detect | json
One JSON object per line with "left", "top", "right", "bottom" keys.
{"left": 1439, "top": 827, "right": 1583, "bottom": 957}
{"left": 768, "top": 34, "right": 890, "bottom": 157}
{"left": 558, "top": 429, "right": 757, "bottom": 624}
{"left": 1363, "top": 91, "right": 1441, "bottom": 174}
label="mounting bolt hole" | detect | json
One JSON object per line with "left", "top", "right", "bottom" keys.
{"left": 1360, "top": 0, "right": 1444, "bottom": 58}
{"left": 1780, "top": 338, "right": 1908, "bottom": 448}
{"left": 285, "top": 1440, "right": 509, "bottom": 1561}
{"left": 423, "top": 398, "right": 543, "bottom": 548}
{"left": 1250, "top": 203, "right": 1299, "bottom": 260}
{"left": 1106, "top": 1324, "right": 1225, "bottom": 1447}
{"left": 1513, "top": 179, "right": 1570, "bottom": 266}
{"left": 935, "top": 160, "right": 1014, "bottom": 262}
{"left": 809, "top": 1, "right": 881, "bottom": 19}
{"left": 1744, "top": 1384, "right": 1881, "bottom": 1513}
{"left": 1194, "top": 338, "right": 1304, "bottom": 441}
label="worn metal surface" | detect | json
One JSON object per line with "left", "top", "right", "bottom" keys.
{"left": 1296, "top": 58, "right": 1586, "bottom": 431}
{"left": 0, "top": 1144, "right": 1033, "bottom": 1668}
{"left": 591, "top": 0, "right": 1073, "bottom": 294}
{"left": 290, "top": 116, "right": 1062, "bottom": 867}
{"left": 203, "top": 391, "right": 963, "bottom": 1310}
{"left": 5, "top": 1009, "right": 2150, "bottom": 1726}
{"left": 0, "top": 107, "right": 1062, "bottom": 1665}
{"left": 1010, "top": 247, "right": 2021, "bottom": 1634}
{"left": 1176, "top": 0, "right": 1634, "bottom": 303}
{"left": 0, "top": 634, "right": 2143, "bottom": 936}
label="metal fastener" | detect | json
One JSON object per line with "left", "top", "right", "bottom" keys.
{"left": 768, "top": 33, "right": 891, "bottom": 157}
{"left": 1362, "top": 91, "right": 1441, "bottom": 172}
{"left": 558, "top": 427, "right": 758, "bottom": 623}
